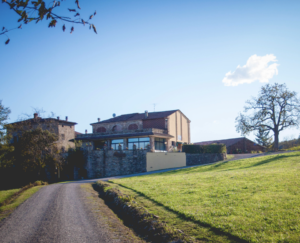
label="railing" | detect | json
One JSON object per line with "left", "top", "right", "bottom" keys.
{"left": 76, "top": 128, "right": 168, "bottom": 138}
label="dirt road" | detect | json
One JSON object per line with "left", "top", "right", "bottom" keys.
{"left": 0, "top": 183, "right": 142, "bottom": 243}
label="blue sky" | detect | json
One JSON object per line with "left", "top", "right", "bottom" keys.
{"left": 1, "top": 0, "right": 300, "bottom": 142}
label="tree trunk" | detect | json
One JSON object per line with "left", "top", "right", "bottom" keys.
{"left": 274, "top": 131, "right": 279, "bottom": 151}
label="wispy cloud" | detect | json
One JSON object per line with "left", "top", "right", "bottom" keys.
{"left": 222, "top": 54, "right": 279, "bottom": 86}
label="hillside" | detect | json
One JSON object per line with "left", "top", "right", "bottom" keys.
{"left": 110, "top": 152, "right": 300, "bottom": 242}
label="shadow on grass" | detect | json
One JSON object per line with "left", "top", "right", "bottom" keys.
{"left": 105, "top": 182, "right": 248, "bottom": 243}
{"left": 243, "top": 154, "right": 299, "bottom": 169}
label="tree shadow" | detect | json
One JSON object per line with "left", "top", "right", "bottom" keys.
{"left": 98, "top": 182, "right": 248, "bottom": 243}
{"left": 243, "top": 154, "right": 299, "bottom": 169}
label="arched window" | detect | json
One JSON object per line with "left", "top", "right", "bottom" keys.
{"left": 112, "top": 125, "right": 122, "bottom": 132}
{"left": 128, "top": 124, "right": 138, "bottom": 130}
{"left": 97, "top": 127, "right": 106, "bottom": 133}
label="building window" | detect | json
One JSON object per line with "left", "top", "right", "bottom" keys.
{"left": 128, "top": 137, "right": 150, "bottom": 150}
{"left": 97, "top": 127, "right": 106, "bottom": 133}
{"left": 61, "top": 134, "right": 65, "bottom": 140}
{"left": 111, "top": 139, "right": 123, "bottom": 150}
{"left": 155, "top": 138, "right": 166, "bottom": 151}
{"left": 112, "top": 125, "right": 122, "bottom": 132}
{"left": 128, "top": 124, "right": 138, "bottom": 130}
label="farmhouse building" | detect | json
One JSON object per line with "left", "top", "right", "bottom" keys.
{"left": 76, "top": 110, "right": 191, "bottom": 152}
{"left": 8, "top": 113, "right": 78, "bottom": 151}
{"left": 194, "top": 137, "right": 265, "bottom": 154}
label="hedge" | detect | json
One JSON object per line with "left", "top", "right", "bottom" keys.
{"left": 182, "top": 144, "right": 226, "bottom": 154}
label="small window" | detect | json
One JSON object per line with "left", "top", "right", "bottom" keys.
{"left": 61, "top": 134, "right": 65, "bottom": 140}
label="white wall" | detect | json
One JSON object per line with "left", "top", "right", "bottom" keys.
{"left": 146, "top": 152, "right": 186, "bottom": 171}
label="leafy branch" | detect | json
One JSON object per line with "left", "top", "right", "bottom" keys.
{"left": 1, "top": 0, "right": 97, "bottom": 45}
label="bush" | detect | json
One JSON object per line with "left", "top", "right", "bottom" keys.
{"left": 182, "top": 144, "right": 226, "bottom": 154}
{"left": 33, "top": 180, "right": 48, "bottom": 186}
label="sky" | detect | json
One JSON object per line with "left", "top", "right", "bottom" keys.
{"left": 1, "top": 0, "right": 300, "bottom": 143}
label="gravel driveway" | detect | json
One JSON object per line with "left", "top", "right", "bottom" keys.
{"left": 0, "top": 183, "right": 142, "bottom": 243}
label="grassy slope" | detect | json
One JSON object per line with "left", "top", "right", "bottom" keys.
{"left": 111, "top": 152, "right": 300, "bottom": 243}
{"left": 0, "top": 189, "right": 20, "bottom": 204}
{"left": 0, "top": 186, "right": 43, "bottom": 220}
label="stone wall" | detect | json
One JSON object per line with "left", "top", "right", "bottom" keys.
{"left": 75, "top": 149, "right": 147, "bottom": 180}
{"left": 186, "top": 153, "right": 226, "bottom": 166}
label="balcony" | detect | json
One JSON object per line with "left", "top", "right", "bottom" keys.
{"left": 76, "top": 128, "right": 171, "bottom": 140}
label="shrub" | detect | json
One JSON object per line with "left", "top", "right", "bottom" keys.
{"left": 182, "top": 144, "right": 226, "bottom": 154}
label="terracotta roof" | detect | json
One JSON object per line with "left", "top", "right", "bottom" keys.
{"left": 90, "top": 110, "right": 181, "bottom": 125}
{"left": 194, "top": 137, "right": 247, "bottom": 147}
{"left": 8, "top": 117, "right": 77, "bottom": 126}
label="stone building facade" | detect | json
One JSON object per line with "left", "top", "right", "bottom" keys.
{"left": 8, "top": 113, "right": 77, "bottom": 151}
{"left": 77, "top": 110, "right": 191, "bottom": 152}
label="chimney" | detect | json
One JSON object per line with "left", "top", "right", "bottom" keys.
{"left": 57, "top": 116, "right": 60, "bottom": 120}
{"left": 65, "top": 116, "right": 68, "bottom": 121}
{"left": 33, "top": 113, "right": 38, "bottom": 119}
{"left": 98, "top": 118, "right": 100, "bottom": 122}
{"left": 145, "top": 110, "right": 148, "bottom": 118}
{"left": 85, "top": 129, "right": 87, "bottom": 134}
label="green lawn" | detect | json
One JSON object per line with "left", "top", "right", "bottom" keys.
{"left": 110, "top": 152, "right": 300, "bottom": 242}
{"left": 0, "top": 188, "right": 20, "bottom": 205}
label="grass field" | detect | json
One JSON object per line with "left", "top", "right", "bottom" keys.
{"left": 0, "top": 189, "right": 20, "bottom": 205}
{"left": 110, "top": 152, "right": 300, "bottom": 242}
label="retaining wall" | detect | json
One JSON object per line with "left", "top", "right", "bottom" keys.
{"left": 186, "top": 153, "right": 227, "bottom": 166}
{"left": 75, "top": 150, "right": 226, "bottom": 180}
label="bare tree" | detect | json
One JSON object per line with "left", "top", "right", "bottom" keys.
{"left": 236, "top": 83, "right": 300, "bottom": 150}
{"left": 1, "top": 0, "right": 97, "bottom": 44}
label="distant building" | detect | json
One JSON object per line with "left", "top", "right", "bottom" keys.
{"left": 76, "top": 110, "right": 191, "bottom": 152}
{"left": 8, "top": 113, "right": 78, "bottom": 151}
{"left": 194, "top": 137, "right": 265, "bottom": 154}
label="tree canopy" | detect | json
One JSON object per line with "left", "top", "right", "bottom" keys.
{"left": 236, "top": 83, "right": 300, "bottom": 150}
{"left": 0, "top": 100, "right": 11, "bottom": 142}
{"left": 1, "top": 0, "right": 97, "bottom": 44}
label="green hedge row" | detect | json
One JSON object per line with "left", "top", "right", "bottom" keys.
{"left": 182, "top": 144, "right": 226, "bottom": 154}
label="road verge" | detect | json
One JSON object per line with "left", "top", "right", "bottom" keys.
{"left": 94, "top": 180, "right": 196, "bottom": 243}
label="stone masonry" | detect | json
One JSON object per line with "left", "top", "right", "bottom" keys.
{"left": 75, "top": 149, "right": 147, "bottom": 180}
{"left": 186, "top": 153, "right": 227, "bottom": 166}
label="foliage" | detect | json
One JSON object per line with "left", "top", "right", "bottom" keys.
{"left": 283, "top": 145, "right": 300, "bottom": 151}
{"left": 13, "top": 128, "right": 60, "bottom": 175}
{"left": 111, "top": 152, "right": 300, "bottom": 242}
{"left": 0, "top": 100, "right": 11, "bottom": 142}
{"left": 66, "top": 147, "right": 86, "bottom": 168}
{"left": 279, "top": 135, "right": 300, "bottom": 150}
{"left": 1, "top": 0, "right": 97, "bottom": 44}
{"left": 255, "top": 127, "right": 273, "bottom": 147}
{"left": 236, "top": 83, "right": 300, "bottom": 150}
{"left": 182, "top": 144, "right": 226, "bottom": 154}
